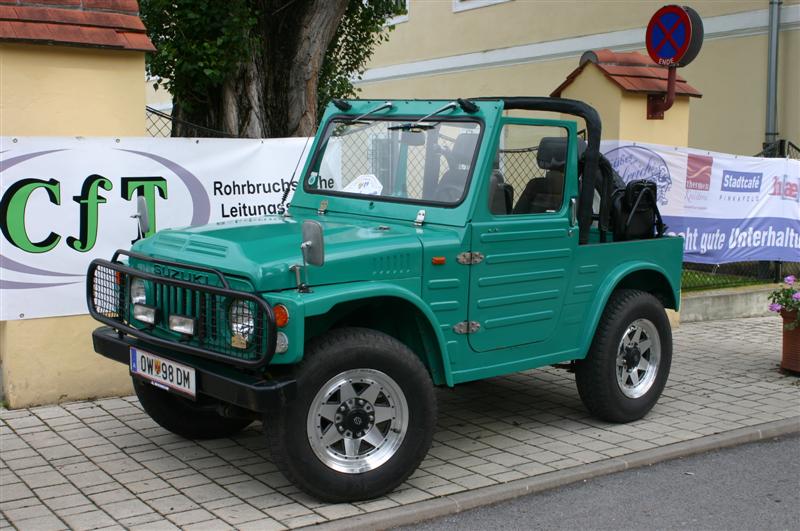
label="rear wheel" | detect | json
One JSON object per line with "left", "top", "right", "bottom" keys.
{"left": 133, "top": 377, "right": 252, "bottom": 439}
{"left": 575, "top": 289, "right": 672, "bottom": 423}
{"left": 266, "top": 327, "right": 436, "bottom": 502}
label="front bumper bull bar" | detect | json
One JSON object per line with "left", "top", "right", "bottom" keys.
{"left": 93, "top": 326, "right": 295, "bottom": 412}
{"left": 87, "top": 250, "right": 277, "bottom": 369}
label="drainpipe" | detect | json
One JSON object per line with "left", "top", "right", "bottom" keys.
{"left": 765, "top": 0, "right": 782, "bottom": 152}
{"left": 765, "top": 0, "right": 783, "bottom": 283}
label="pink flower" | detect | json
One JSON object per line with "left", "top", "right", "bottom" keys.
{"left": 786, "top": 275, "right": 797, "bottom": 285}
{"left": 769, "top": 303, "right": 782, "bottom": 312}
{"left": 793, "top": 292, "right": 800, "bottom": 301}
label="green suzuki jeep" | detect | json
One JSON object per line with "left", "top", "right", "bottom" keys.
{"left": 88, "top": 97, "right": 682, "bottom": 502}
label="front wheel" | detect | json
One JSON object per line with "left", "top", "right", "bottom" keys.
{"left": 575, "top": 289, "right": 672, "bottom": 423}
{"left": 266, "top": 327, "right": 436, "bottom": 502}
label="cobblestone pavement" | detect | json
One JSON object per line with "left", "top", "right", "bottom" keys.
{"left": 2, "top": 317, "right": 798, "bottom": 530}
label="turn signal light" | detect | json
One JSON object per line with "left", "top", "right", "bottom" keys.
{"left": 431, "top": 256, "right": 446, "bottom": 265}
{"left": 274, "top": 304, "right": 290, "bottom": 328}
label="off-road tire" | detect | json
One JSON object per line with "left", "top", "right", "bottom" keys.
{"left": 133, "top": 377, "right": 252, "bottom": 439}
{"left": 575, "top": 289, "right": 672, "bottom": 423}
{"left": 266, "top": 327, "right": 437, "bottom": 503}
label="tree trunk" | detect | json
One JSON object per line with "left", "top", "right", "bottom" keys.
{"left": 172, "top": 0, "right": 347, "bottom": 139}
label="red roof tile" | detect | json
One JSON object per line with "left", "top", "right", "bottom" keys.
{"left": 82, "top": 0, "right": 139, "bottom": 14}
{"left": 0, "top": 0, "right": 154, "bottom": 52}
{"left": 12, "top": 6, "right": 145, "bottom": 31}
{"left": 552, "top": 49, "right": 701, "bottom": 98}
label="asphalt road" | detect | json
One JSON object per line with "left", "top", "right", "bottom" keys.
{"left": 400, "top": 435, "right": 800, "bottom": 531}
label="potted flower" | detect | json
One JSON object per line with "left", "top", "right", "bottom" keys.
{"left": 768, "top": 275, "right": 800, "bottom": 373}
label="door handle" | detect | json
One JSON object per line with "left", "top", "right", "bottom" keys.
{"left": 569, "top": 197, "right": 577, "bottom": 227}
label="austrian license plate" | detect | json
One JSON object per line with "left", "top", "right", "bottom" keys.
{"left": 130, "top": 347, "right": 196, "bottom": 398}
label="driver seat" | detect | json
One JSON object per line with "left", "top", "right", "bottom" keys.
{"left": 513, "top": 137, "right": 585, "bottom": 214}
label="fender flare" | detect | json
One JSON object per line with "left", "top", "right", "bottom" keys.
{"left": 578, "top": 262, "right": 679, "bottom": 358}
{"left": 302, "top": 282, "right": 455, "bottom": 386}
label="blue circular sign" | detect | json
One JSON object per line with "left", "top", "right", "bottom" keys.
{"left": 646, "top": 5, "right": 692, "bottom": 66}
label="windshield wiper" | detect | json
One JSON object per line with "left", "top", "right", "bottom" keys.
{"left": 386, "top": 98, "right": 479, "bottom": 131}
{"left": 387, "top": 101, "right": 458, "bottom": 132}
{"left": 386, "top": 122, "right": 436, "bottom": 131}
{"left": 345, "top": 101, "right": 394, "bottom": 124}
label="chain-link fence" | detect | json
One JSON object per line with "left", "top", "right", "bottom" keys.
{"left": 787, "top": 141, "right": 800, "bottom": 160}
{"left": 145, "top": 106, "right": 173, "bottom": 137}
{"left": 335, "top": 121, "right": 459, "bottom": 199}
{"left": 145, "top": 106, "right": 236, "bottom": 138}
{"left": 497, "top": 146, "right": 548, "bottom": 204}
{"left": 682, "top": 261, "right": 799, "bottom": 291}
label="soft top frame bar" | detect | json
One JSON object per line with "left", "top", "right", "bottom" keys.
{"left": 471, "top": 97, "right": 605, "bottom": 244}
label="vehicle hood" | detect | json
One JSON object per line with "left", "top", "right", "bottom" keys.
{"left": 132, "top": 213, "right": 424, "bottom": 292}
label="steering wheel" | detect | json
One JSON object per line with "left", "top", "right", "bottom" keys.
{"left": 433, "top": 183, "right": 464, "bottom": 203}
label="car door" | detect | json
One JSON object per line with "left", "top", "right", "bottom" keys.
{"left": 467, "top": 118, "right": 579, "bottom": 352}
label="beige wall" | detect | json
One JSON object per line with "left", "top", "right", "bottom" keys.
{"left": 145, "top": 79, "right": 173, "bottom": 109}
{"left": 560, "top": 65, "right": 624, "bottom": 139}
{"left": 360, "top": 24, "right": 799, "bottom": 155}
{"left": 619, "top": 94, "right": 691, "bottom": 147}
{"left": 1, "top": 43, "right": 146, "bottom": 136}
{"left": 0, "top": 318, "right": 133, "bottom": 407}
{"left": 1, "top": 43, "right": 145, "bottom": 407}
{"left": 683, "top": 30, "right": 800, "bottom": 154}
{"left": 373, "top": 0, "right": 774, "bottom": 68}
{"left": 558, "top": 64, "right": 691, "bottom": 147}
{"left": 359, "top": 56, "right": 575, "bottom": 100}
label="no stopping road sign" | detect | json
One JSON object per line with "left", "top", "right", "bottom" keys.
{"left": 646, "top": 5, "right": 703, "bottom": 67}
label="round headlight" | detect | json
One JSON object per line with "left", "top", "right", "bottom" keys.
{"left": 130, "top": 278, "right": 146, "bottom": 305}
{"left": 229, "top": 299, "right": 256, "bottom": 341}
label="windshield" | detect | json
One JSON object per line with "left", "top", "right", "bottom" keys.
{"left": 304, "top": 118, "right": 482, "bottom": 204}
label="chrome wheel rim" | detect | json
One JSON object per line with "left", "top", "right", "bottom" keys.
{"left": 615, "top": 318, "right": 660, "bottom": 399}
{"left": 306, "top": 368, "right": 408, "bottom": 474}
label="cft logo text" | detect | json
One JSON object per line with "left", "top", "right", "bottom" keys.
{"left": 0, "top": 175, "right": 167, "bottom": 254}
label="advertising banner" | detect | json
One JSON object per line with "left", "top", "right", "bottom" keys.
{"left": 1, "top": 137, "right": 309, "bottom": 320}
{"left": 601, "top": 141, "right": 800, "bottom": 265}
{"left": 2, "top": 137, "right": 798, "bottom": 321}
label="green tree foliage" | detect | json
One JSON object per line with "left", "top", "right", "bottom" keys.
{"left": 318, "top": 1, "right": 404, "bottom": 120}
{"left": 140, "top": 0, "right": 404, "bottom": 136}
{"left": 141, "top": 0, "right": 258, "bottom": 117}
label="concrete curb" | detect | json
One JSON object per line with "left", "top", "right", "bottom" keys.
{"left": 310, "top": 417, "right": 800, "bottom": 530}
{"left": 680, "top": 285, "right": 777, "bottom": 323}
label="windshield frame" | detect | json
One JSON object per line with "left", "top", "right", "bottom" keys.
{"left": 302, "top": 114, "right": 486, "bottom": 208}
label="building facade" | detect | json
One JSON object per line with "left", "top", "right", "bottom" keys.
{"left": 357, "top": 0, "right": 799, "bottom": 156}
{"left": 0, "top": 0, "right": 154, "bottom": 407}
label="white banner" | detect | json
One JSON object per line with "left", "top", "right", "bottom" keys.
{"left": 601, "top": 140, "right": 800, "bottom": 264}
{"left": 1, "top": 137, "right": 309, "bottom": 320}
{"left": 3, "top": 137, "right": 798, "bottom": 320}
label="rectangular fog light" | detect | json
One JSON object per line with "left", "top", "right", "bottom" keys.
{"left": 133, "top": 304, "right": 157, "bottom": 325}
{"left": 169, "top": 315, "right": 195, "bottom": 335}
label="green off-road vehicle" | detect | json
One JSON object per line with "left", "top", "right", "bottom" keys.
{"left": 88, "top": 97, "right": 682, "bottom": 502}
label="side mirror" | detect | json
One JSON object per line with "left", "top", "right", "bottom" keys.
{"left": 301, "top": 220, "right": 324, "bottom": 266}
{"left": 135, "top": 196, "right": 150, "bottom": 235}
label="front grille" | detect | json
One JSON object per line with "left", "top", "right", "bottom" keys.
{"left": 88, "top": 257, "right": 276, "bottom": 368}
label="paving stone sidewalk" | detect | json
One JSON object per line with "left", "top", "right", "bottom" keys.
{"left": 2, "top": 316, "right": 799, "bottom": 530}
